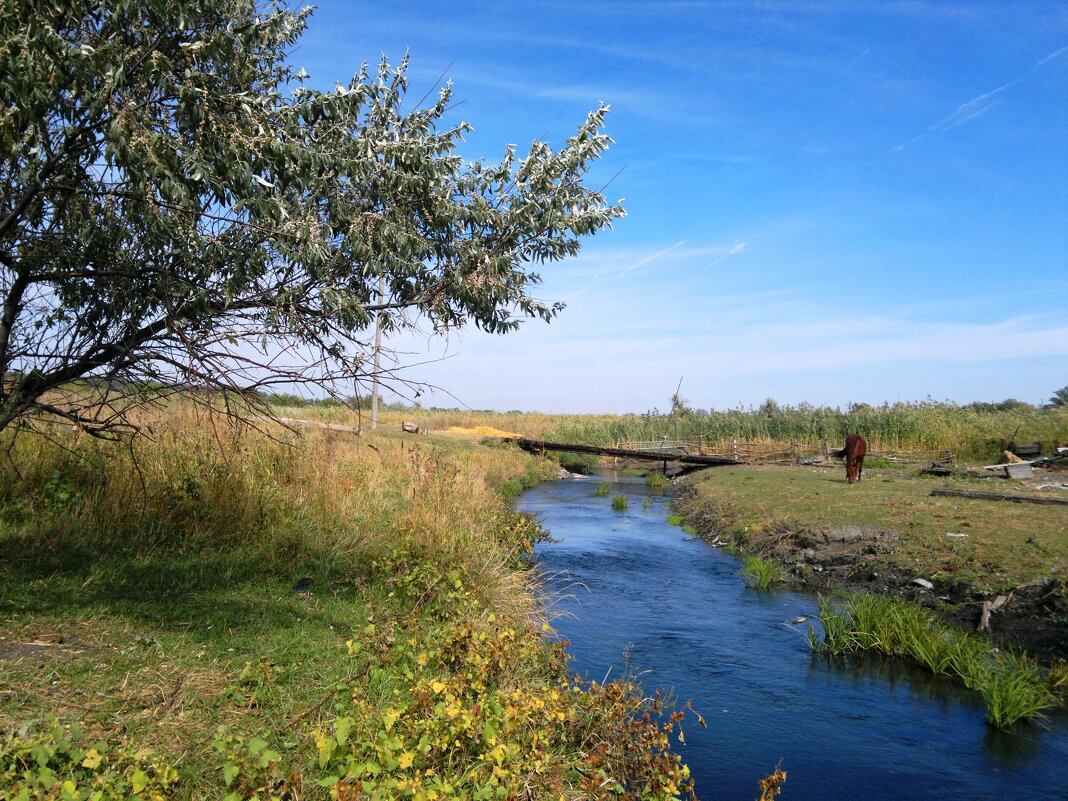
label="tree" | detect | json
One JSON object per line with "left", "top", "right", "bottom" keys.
{"left": 0, "top": 0, "right": 623, "bottom": 436}
{"left": 1048, "top": 386, "right": 1068, "bottom": 408}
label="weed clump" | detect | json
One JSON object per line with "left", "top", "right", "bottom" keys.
{"left": 740, "top": 556, "right": 785, "bottom": 590}
{"left": 645, "top": 472, "right": 669, "bottom": 490}
{"left": 808, "top": 595, "right": 1059, "bottom": 728}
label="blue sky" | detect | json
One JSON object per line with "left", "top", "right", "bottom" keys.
{"left": 295, "top": 1, "right": 1067, "bottom": 413}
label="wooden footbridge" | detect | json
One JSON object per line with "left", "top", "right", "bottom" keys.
{"left": 501, "top": 437, "right": 742, "bottom": 476}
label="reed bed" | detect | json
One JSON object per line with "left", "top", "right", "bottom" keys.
{"left": 546, "top": 401, "right": 1068, "bottom": 462}
{"left": 267, "top": 399, "right": 1068, "bottom": 463}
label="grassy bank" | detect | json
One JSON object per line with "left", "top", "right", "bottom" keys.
{"left": 0, "top": 411, "right": 695, "bottom": 799}
{"left": 676, "top": 465, "right": 1067, "bottom": 592}
{"left": 675, "top": 462, "right": 1068, "bottom": 727}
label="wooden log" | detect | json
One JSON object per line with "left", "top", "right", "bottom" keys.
{"left": 930, "top": 488, "right": 1068, "bottom": 506}
{"left": 502, "top": 437, "right": 741, "bottom": 467}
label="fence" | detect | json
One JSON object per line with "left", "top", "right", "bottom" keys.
{"left": 619, "top": 438, "right": 953, "bottom": 466}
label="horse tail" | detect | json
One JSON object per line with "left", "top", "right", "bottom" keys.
{"left": 831, "top": 448, "right": 846, "bottom": 458}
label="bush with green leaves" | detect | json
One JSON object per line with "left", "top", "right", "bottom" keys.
{"left": 0, "top": 0, "right": 623, "bottom": 435}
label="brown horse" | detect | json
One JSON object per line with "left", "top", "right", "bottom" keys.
{"left": 833, "top": 434, "right": 867, "bottom": 484}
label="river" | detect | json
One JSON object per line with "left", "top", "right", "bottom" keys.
{"left": 522, "top": 471, "right": 1068, "bottom": 801}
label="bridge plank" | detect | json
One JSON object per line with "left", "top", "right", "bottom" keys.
{"left": 501, "top": 437, "right": 742, "bottom": 467}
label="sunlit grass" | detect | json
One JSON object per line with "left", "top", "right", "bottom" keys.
{"left": 645, "top": 472, "right": 669, "bottom": 490}
{"left": 809, "top": 595, "right": 1058, "bottom": 728}
{"left": 740, "top": 555, "right": 785, "bottom": 590}
{"left": 0, "top": 411, "right": 699, "bottom": 798}
{"left": 676, "top": 465, "right": 1067, "bottom": 592}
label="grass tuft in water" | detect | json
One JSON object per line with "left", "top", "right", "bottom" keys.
{"left": 594, "top": 482, "right": 611, "bottom": 497}
{"left": 740, "top": 555, "right": 785, "bottom": 590}
{"left": 810, "top": 595, "right": 1058, "bottom": 728}
{"left": 645, "top": 473, "right": 669, "bottom": 490}
{"left": 611, "top": 494, "right": 629, "bottom": 511}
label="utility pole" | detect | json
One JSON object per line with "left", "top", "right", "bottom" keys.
{"left": 370, "top": 271, "right": 385, "bottom": 430}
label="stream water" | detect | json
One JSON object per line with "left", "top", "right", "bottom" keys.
{"left": 522, "top": 471, "right": 1068, "bottom": 801}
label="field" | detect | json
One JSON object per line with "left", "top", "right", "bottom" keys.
{"left": 3, "top": 397, "right": 1066, "bottom": 796}
{"left": 269, "top": 399, "right": 1068, "bottom": 462}
{"left": 0, "top": 409, "right": 694, "bottom": 800}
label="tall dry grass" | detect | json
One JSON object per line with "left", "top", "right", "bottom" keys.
{"left": 1, "top": 405, "right": 556, "bottom": 622}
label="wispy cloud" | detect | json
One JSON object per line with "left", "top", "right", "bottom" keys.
{"left": 431, "top": 66, "right": 720, "bottom": 127}
{"left": 558, "top": 238, "right": 753, "bottom": 303}
{"left": 566, "top": 241, "right": 687, "bottom": 302}
{"left": 898, "top": 42, "right": 1068, "bottom": 149}
{"left": 395, "top": 304, "right": 1068, "bottom": 412}
{"left": 1036, "top": 43, "right": 1068, "bottom": 67}
{"left": 707, "top": 241, "right": 748, "bottom": 267}
{"left": 928, "top": 82, "right": 1013, "bottom": 132}
{"left": 618, "top": 241, "right": 689, "bottom": 276}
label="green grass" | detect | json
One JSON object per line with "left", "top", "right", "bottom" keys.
{"left": 677, "top": 465, "right": 1068, "bottom": 592}
{"left": 645, "top": 473, "right": 669, "bottom": 490}
{"left": 612, "top": 494, "right": 629, "bottom": 511}
{"left": 810, "top": 595, "right": 1058, "bottom": 728}
{"left": 740, "top": 556, "right": 785, "bottom": 590}
{"left": 594, "top": 481, "right": 611, "bottom": 497}
{"left": 556, "top": 451, "right": 599, "bottom": 475}
{"left": 0, "top": 417, "right": 697, "bottom": 799}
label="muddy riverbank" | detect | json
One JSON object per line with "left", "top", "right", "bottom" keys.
{"left": 674, "top": 469, "right": 1068, "bottom": 663}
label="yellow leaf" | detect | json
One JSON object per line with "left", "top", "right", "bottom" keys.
{"left": 131, "top": 769, "right": 150, "bottom": 794}
{"left": 81, "top": 749, "right": 103, "bottom": 769}
{"left": 431, "top": 681, "right": 446, "bottom": 694}
{"left": 397, "top": 751, "right": 414, "bottom": 769}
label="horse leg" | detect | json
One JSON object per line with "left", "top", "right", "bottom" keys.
{"left": 856, "top": 455, "right": 864, "bottom": 482}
